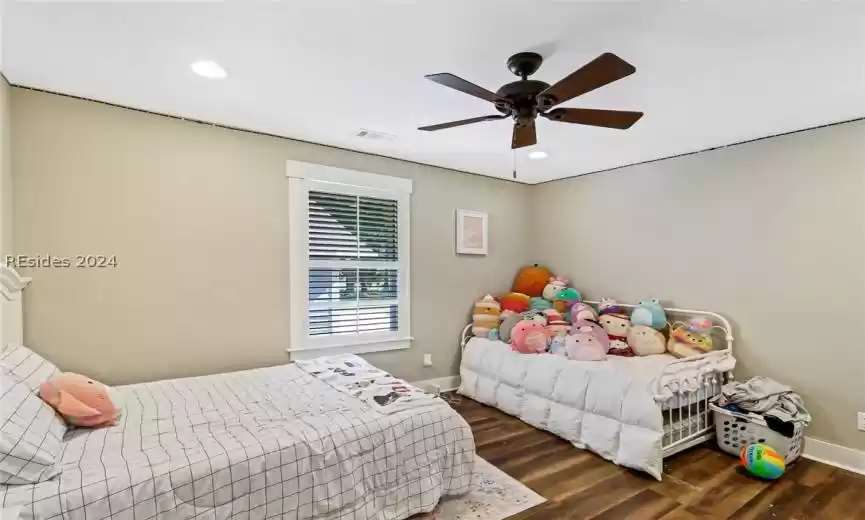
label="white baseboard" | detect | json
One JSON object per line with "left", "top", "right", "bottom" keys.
{"left": 412, "top": 375, "right": 461, "bottom": 393}
{"left": 802, "top": 437, "right": 865, "bottom": 475}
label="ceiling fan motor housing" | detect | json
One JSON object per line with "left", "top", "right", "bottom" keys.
{"left": 495, "top": 79, "right": 550, "bottom": 119}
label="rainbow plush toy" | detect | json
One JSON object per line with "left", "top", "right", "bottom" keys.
{"left": 740, "top": 443, "right": 786, "bottom": 480}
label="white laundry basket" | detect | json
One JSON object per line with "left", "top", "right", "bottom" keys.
{"left": 709, "top": 402, "right": 805, "bottom": 464}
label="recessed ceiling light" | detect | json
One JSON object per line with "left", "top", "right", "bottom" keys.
{"left": 190, "top": 60, "right": 227, "bottom": 79}
{"left": 528, "top": 151, "right": 548, "bottom": 160}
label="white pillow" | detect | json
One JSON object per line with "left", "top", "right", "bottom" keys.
{"left": 0, "top": 369, "right": 67, "bottom": 484}
{"left": 0, "top": 344, "right": 60, "bottom": 392}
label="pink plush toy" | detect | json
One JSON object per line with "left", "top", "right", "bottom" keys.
{"left": 573, "top": 318, "right": 609, "bottom": 346}
{"left": 40, "top": 373, "right": 120, "bottom": 428}
{"left": 510, "top": 320, "right": 550, "bottom": 354}
{"left": 566, "top": 324, "right": 608, "bottom": 361}
{"left": 570, "top": 302, "right": 598, "bottom": 324}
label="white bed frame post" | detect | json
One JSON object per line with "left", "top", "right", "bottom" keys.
{"left": 0, "top": 265, "right": 31, "bottom": 349}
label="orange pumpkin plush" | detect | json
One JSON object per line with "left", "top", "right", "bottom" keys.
{"left": 512, "top": 265, "right": 553, "bottom": 297}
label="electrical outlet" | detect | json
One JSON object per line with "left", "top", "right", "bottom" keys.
{"left": 858, "top": 412, "right": 865, "bottom": 432}
{"left": 423, "top": 354, "right": 432, "bottom": 367}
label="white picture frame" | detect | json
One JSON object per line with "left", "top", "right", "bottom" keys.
{"left": 455, "top": 209, "right": 488, "bottom": 255}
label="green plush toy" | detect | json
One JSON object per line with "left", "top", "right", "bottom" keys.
{"left": 530, "top": 297, "right": 552, "bottom": 311}
{"left": 555, "top": 288, "right": 581, "bottom": 312}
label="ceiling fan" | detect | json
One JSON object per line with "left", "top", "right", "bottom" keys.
{"left": 419, "top": 52, "right": 643, "bottom": 149}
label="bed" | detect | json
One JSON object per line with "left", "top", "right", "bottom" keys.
{"left": 457, "top": 302, "right": 736, "bottom": 480}
{"left": 0, "top": 266, "right": 475, "bottom": 520}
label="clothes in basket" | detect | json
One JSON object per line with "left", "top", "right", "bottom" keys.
{"left": 717, "top": 376, "right": 810, "bottom": 437}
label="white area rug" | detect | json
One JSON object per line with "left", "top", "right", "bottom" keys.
{"left": 411, "top": 457, "right": 546, "bottom": 520}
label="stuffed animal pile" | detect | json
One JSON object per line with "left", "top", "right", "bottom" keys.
{"left": 469, "top": 265, "right": 716, "bottom": 361}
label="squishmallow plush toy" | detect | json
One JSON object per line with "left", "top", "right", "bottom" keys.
{"left": 498, "top": 312, "right": 522, "bottom": 343}
{"left": 522, "top": 309, "right": 548, "bottom": 324}
{"left": 543, "top": 309, "right": 570, "bottom": 337}
{"left": 667, "top": 321, "right": 714, "bottom": 358}
{"left": 510, "top": 320, "right": 550, "bottom": 354}
{"left": 566, "top": 325, "right": 608, "bottom": 361}
{"left": 553, "top": 287, "right": 581, "bottom": 314}
{"left": 631, "top": 299, "right": 667, "bottom": 330}
{"left": 472, "top": 295, "right": 500, "bottom": 338}
{"left": 571, "top": 319, "right": 609, "bottom": 349}
{"left": 530, "top": 297, "right": 553, "bottom": 311}
{"left": 570, "top": 302, "right": 598, "bottom": 324}
{"left": 40, "top": 373, "right": 122, "bottom": 427}
{"left": 627, "top": 325, "right": 667, "bottom": 356}
{"left": 598, "top": 297, "right": 621, "bottom": 316}
{"left": 599, "top": 313, "right": 635, "bottom": 356}
{"left": 512, "top": 265, "right": 553, "bottom": 297}
{"left": 500, "top": 292, "right": 531, "bottom": 313}
{"left": 548, "top": 335, "right": 568, "bottom": 357}
{"left": 542, "top": 276, "right": 569, "bottom": 301}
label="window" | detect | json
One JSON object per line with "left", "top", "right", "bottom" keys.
{"left": 287, "top": 161, "right": 412, "bottom": 359}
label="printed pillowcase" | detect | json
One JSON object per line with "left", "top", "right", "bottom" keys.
{"left": 0, "top": 343, "right": 60, "bottom": 392}
{"left": 0, "top": 368, "right": 67, "bottom": 484}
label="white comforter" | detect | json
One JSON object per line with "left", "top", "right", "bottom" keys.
{"left": 458, "top": 338, "right": 734, "bottom": 480}
{"left": 1, "top": 363, "right": 475, "bottom": 520}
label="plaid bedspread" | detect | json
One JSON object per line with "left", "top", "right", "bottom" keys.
{"left": 1, "top": 363, "right": 475, "bottom": 519}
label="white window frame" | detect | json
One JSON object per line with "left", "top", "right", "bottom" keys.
{"left": 286, "top": 160, "right": 412, "bottom": 360}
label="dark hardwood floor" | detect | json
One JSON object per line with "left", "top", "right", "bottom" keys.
{"left": 450, "top": 395, "right": 865, "bottom": 519}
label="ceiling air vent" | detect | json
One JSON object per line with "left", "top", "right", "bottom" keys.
{"left": 355, "top": 128, "right": 396, "bottom": 141}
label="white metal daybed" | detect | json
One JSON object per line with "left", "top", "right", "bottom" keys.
{"left": 457, "top": 301, "right": 736, "bottom": 480}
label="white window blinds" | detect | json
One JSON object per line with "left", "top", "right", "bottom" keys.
{"left": 307, "top": 190, "right": 401, "bottom": 338}
{"left": 287, "top": 162, "right": 411, "bottom": 357}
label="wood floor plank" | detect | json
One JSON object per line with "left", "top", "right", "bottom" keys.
{"left": 797, "top": 473, "right": 865, "bottom": 520}
{"left": 726, "top": 478, "right": 797, "bottom": 520}
{"left": 557, "top": 472, "right": 654, "bottom": 519}
{"left": 591, "top": 489, "right": 679, "bottom": 520}
{"left": 650, "top": 474, "right": 700, "bottom": 504}
{"left": 685, "top": 466, "right": 769, "bottom": 517}
{"left": 449, "top": 395, "right": 864, "bottom": 519}
{"left": 659, "top": 506, "right": 704, "bottom": 519}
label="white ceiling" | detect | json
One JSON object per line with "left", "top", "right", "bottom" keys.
{"left": 3, "top": 0, "right": 864, "bottom": 184}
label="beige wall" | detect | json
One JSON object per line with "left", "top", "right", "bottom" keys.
{"left": 0, "top": 77, "right": 11, "bottom": 258}
{"left": 11, "top": 88, "right": 529, "bottom": 385}
{"left": 529, "top": 120, "right": 865, "bottom": 450}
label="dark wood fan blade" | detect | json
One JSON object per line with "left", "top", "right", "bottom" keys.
{"left": 542, "top": 108, "right": 643, "bottom": 129}
{"left": 538, "top": 53, "right": 636, "bottom": 108}
{"left": 512, "top": 121, "right": 537, "bottom": 149}
{"left": 425, "top": 73, "right": 501, "bottom": 104}
{"left": 418, "top": 114, "right": 508, "bottom": 131}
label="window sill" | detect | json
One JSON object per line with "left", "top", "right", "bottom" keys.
{"left": 286, "top": 337, "right": 412, "bottom": 361}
